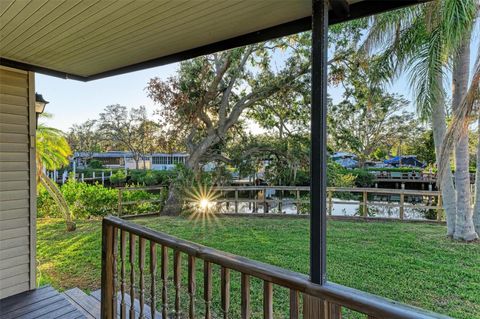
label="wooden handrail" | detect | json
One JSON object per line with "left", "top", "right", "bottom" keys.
{"left": 101, "top": 216, "right": 451, "bottom": 319}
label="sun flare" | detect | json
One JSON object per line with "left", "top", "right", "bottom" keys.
{"left": 185, "top": 184, "right": 222, "bottom": 227}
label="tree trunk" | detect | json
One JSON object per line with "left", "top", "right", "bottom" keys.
{"left": 473, "top": 116, "right": 480, "bottom": 234}
{"left": 40, "top": 172, "right": 76, "bottom": 231}
{"left": 161, "top": 133, "right": 220, "bottom": 216}
{"left": 452, "top": 36, "right": 478, "bottom": 241}
{"left": 431, "top": 73, "right": 457, "bottom": 237}
{"left": 162, "top": 185, "right": 184, "bottom": 216}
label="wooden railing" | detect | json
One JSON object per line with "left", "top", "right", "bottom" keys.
{"left": 101, "top": 216, "right": 451, "bottom": 319}
{"left": 47, "top": 170, "right": 113, "bottom": 185}
{"left": 370, "top": 171, "right": 475, "bottom": 184}
{"left": 117, "top": 186, "right": 165, "bottom": 218}
{"left": 211, "top": 186, "right": 443, "bottom": 222}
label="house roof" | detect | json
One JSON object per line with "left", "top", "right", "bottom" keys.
{"left": 74, "top": 151, "right": 188, "bottom": 158}
{"left": 0, "top": 0, "right": 425, "bottom": 81}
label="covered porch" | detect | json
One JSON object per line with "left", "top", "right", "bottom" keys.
{"left": 0, "top": 0, "right": 452, "bottom": 318}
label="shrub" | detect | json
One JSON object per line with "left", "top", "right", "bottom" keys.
{"left": 60, "top": 180, "right": 118, "bottom": 218}
{"left": 327, "top": 161, "right": 356, "bottom": 188}
{"left": 37, "top": 184, "right": 61, "bottom": 218}
{"left": 110, "top": 170, "right": 127, "bottom": 186}
{"left": 37, "top": 179, "right": 165, "bottom": 218}
{"left": 350, "top": 169, "right": 375, "bottom": 187}
{"left": 121, "top": 186, "right": 165, "bottom": 215}
{"left": 129, "top": 170, "right": 175, "bottom": 186}
{"left": 422, "top": 209, "right": 438, "bottom": 220}
{"left": 88, "top": 159, "right": 104, "bottom": 169}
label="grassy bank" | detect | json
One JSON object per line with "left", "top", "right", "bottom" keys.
{"left": 37, "top": 217, "right": 479, "bottom": 318}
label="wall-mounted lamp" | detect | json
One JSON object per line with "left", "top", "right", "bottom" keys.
{"left": 35, "top": 93, "right": 49, "bottom": 125}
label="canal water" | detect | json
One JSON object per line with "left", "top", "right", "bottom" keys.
{"left": 216, "top": 195, "right": 436, "bottom": 220}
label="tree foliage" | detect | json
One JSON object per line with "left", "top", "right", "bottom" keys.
{"left": 36, "top": 121, "right": 75, "bottom": 231}
{"left": 67, "top": 120, "right": 102, "bottom": 157}
{"left": 327, "top": 56, "right": 418, "bottom": 166}
{"left": 98, "top": 104, "right": 159, "bottom": 169}
{"left": 146, "top": 38, "right": 311, "bottom": 172}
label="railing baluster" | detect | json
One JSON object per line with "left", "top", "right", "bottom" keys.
{"left": 204, "top": 261, "right": 212, "bottom": 319}
{"left": 221, "top": 267, "right": 230, "bottom": 319}
{"left": 120, "top": 230, "right": 127, "bottom": 319}
{"left": 174, "top": 250, "right": 182, "bottom": 317}
{"left": 303, "top": 295, "right": 327, "bottom": 319}
{"left": 112, "top": 227, "right": 118, "bottom": 319}
{"left": 188, "top": 255, "right": 196, "bottom": 319}
{"left": 129, "top": 233, "right": 136, "bottom": 319}
{"left": 161, "top": 246, "right": 168, "bottom": 319}
{"left": 139, "top": 238, "right": 146, "bottom": 319}
{"left": 241, "top": 273, "right": 250, "bottom": 319}
{"left": 150, "top": 242, "right": 157, "bottom": 319}
{"left": 329, "top": 303, "right": 342, "bottom": 319}
{"left": 263, "top": 281, "right": 273, "bottom": 319}
{"left": 289, "top": 289, "right": 299, "bottom": 319}
{"left": 101, "top": 222, "right": 114, "bottom": 319}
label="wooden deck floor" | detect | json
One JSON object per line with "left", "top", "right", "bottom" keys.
{"left": 0, "top": 286, "right": 86, "bottom": 319}
{"left": 0, "top": 285, "right": 162, "bottom": 319}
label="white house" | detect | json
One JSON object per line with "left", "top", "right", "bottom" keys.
{"left": 150, "top": 153, "right": 188, "bottom": 171}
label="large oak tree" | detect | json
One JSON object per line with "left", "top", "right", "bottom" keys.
{"left": 146, "top": 38, "right": 311, "bottom": 215}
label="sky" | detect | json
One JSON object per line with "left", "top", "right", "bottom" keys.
{"left": 36, "top": 61, "right": 412, "bottom": 133}
{"left": 36, "top": 63, "right": 178, "bottom": 131}
{"left": 36, "top": 22, "right": 479, "bottom": 133}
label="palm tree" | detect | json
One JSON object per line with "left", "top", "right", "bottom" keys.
{"left": 362, "top": 0, "right": 478, "bottom": 240}
{"left": 441, "top": 51, "right": 480, "bottom": 235}
{"left": 37, "top": 122, "right": 76, "bottom": 231}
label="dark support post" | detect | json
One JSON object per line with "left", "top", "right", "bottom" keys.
{"left": 310, "top": 0, "right": 328, "bottom": 285}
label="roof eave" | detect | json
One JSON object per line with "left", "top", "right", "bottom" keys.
{"left": 0, "top": 0, "right": 427, "bottom": 82}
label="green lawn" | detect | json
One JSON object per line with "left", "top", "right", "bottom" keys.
{"left": 37, "top": 217, "right": 479, "bottom": 318}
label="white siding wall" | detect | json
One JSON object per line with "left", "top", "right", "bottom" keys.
{"left": 0, "top": 66, "right": 36, "bottom": 298}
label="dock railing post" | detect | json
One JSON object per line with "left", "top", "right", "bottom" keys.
{"left": 362, "top": 191, "right": 368, "bottom": 217}
{"left": 279, "top": 188, "right": 283, "bottom": 214}
{"left": 264, "top": 187, "right": 268, "bottom": 213}
{"left": 437, "top": 193, "right": 442, "bottom": 222}
{"left": 328, "top": 190, "right": 332, "bottom": 216}
{"left": 235, "top": 190, "right": 239, "bottom": 214}
{"left": 296, "top": 190, "right": 301, "bottom": 214}
{"left": 399, "top": 193, "right": 405, "bottom": 220}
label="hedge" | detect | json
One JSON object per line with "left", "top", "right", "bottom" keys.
{"left": 37, "top": 180, "right": 165, "bottom": 219}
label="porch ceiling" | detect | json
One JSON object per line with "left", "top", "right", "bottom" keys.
{"left": 0, "top": 0, "right": 424, "bottom": 81}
